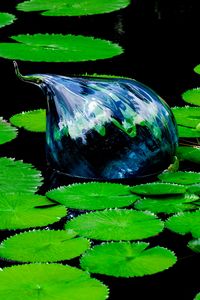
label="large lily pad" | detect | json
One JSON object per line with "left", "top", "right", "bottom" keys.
{"left": 10, "top": 110, "right": 46, "bottom": 132}
{"left": 172, "top": 107, "right": 200, "bottom": 128}
{"left": 130, "top": 182, "right": 186, "bottom": 196}
{"left": 80, "top": 242, "right": 177, "bottom": 277}
{"left": 0, "top": 118, "right": 18, "bottom": 145}
{"left": 182, "top": 88, "right": 200, "bottom": 107}
{"left": 158, "top": 171, "right": 200, "bottom": 185}
{"left": 0, "top": 12, "right": 16, "bottom": 28}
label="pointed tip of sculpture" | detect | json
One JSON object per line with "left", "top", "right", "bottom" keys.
{"left": 13, "top": 61, "right": 43, "bottom": 85}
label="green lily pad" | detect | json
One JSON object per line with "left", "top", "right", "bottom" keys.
{"left": 0, "top": 118, "right": 18, "bottom": 145}
{"left": 166, "top": 210, "right": 200, "bottom": 238}
{"left": 187, "top": 184, "right": 200, "bottom": 195}
{"left": 0, "top": 34, "right": 123, "bottom": 62}
{"left": 65, "top": 209, "right": 164, "bottom": 241}
{"left": 10, "top": 109, "right": 46, "bottom": 132}
{"left": 0, "top": 229, "right": 90, "bottom": 262}
{"left": 0, "top": 157, "right": 43, "bottom": 193}
{"left": 176, "top": 146, "right": 200, "bottom": 164}
{"left": 0, "top": 193, "right": 67, "bottom": 230}
{"left": 172, "top": 107, "right": 200, "bottom": 128}
{"left": 188, "top": 238, "right": 200, "bottom": 253}
{"left": 178, "top": 126, "right": 200, "bottom": 138}
{"left": 17, "top": 0, "right": 130, "bottom": 16}
{"left": 194, "top": 64, "right": 200, "bottom": 75}
{"left": 80, "top": 242, "right": 177, "bottom": 277}
{"left": 158, "top": 171, "right": 200, "bottom": 185}
{"left": 182, "top": 88, "right": 200, "bottom": 107}
{"left": 194, "top": 293, "right": 200, "bottom": 300}
{"left": 130, "top": 182, "right": 186, "bottom": 196}
{"left": 0, "top": 12, "right": 16, "bottom": 28}
{"left": 46, "top": 183, "right": 139, "bottom": 210}
{"left": 0, "top": 263, "right": 109, "bottom": 300}
{"left": 134, "top": 193, "right": 199, "bottom": 214}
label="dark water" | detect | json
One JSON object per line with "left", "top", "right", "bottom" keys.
{"left": 0, "top": 1, "right": 200, "bottom": 299}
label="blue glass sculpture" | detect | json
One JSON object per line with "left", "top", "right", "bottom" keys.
{"left": 14, "top": 64, "right": 178, "bottom": 180}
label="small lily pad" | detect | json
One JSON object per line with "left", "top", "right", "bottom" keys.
{"left": 65, "top": 209, "right": 164, "bottom": 241}
{"left": 0, "top": 118, "right": 18, "bottom": 145}
{"left": 0, "top": 229, "right": 90, "bottom": 262}
{"left": 172, "top": 107, "right": 200, "bottom": 128}
{"left": 80, "top": 241, "right": 177, "bottom": 277}
{"left": 194, "top": 64, "right": 200, "bottom": 75}
{"left": 0, "top": 34, "right": 123, "bottom": 62}
{"left": 176, "top": 146, "right": 200, "bottom": 164}
{"left": 47, "top": 183, "right": 139, "bottom": 210}
{"left": 10, "top": 109, "right": 46, "bottom": 132}
{"left": 17, "top": 0, "right": 130, "bottom": 16}
{"left": 130, "top": 182, "right": 186, "bottom": 196}
{"left": 134, "top": 194, "right": 199, "bottom": 214}
{"left": 182, "top": 88, "right": 200, "bottom": 107}
{"left": 178, "top": 126, "right": 200, "bottom": 138}
{"left": 0, "top": 263, "right": 109, "bottom": 300}
{"left": 0, "top": 193, "right": 67, "bottom": 230}
{"left": 158, "top": 171, "right": 200, "bottom": 185}
{"left": 188, "top": 238, "right": 200, "bottom": 253}
{"left": 0, "top": 157, "right": 43, "bottom": 193}
{"left": 0, "top": 12, "right": 16, "bottom": 28}
{"left": 166, "top": 210, "right": 200, "bottom": 238}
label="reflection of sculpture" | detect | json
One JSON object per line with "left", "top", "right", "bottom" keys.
{"left": 15, "top": 65, "right": 178, "bottom": 180}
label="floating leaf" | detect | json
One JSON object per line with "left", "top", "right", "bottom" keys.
{"left": 187, "top": 184, "right": 200, "bottom": 195}
{"left": 0, "top": 34, "right": 123, "bottom": 62}
{"left": 178, "top": 126, "right": 200, "bottom": 138}
{"left": 166, "top": 210, "right": 200, "bottom": 238}
{"left": 0, "top": 263, "right": 109, "bottom": 300}
{"left": 80, "top": 241, "right": 177, "bottom": 277}
{"left": 195, "top": 293, "right": 200, "bottom": 300}
{"left": 0, "top": 118, "right": 17, "bottom": 145}
{"left": 194, "top": 64, "right": 200, "bottom": 75}
{"left": 0, "top": 12, "right": 16, "bottom": 28}
{"left": 0, "top": 229, "right": 90, "bottom": 262}
{"left": 130, "top": 182, "right": 186, "bottom": 196}
{"left": 0, "top": 157, "right": 43, "bottom": 193}
{"left": 176, "top": 146, "right": 200, "bottom": 164}
{"left": 188, "top": 238, "right": 200, "bottom": 253}
{"left": 10, "top": 109, "right": 46, "bottom": 132}
{"left": 134, "top": 194, "right": 199, "bottom": 214}
{"left": 17, "top": 0, "right": 130, "bottom": 16}
{"left": 172, "top": 107, "right": 200, "bottom": 128}
{"left": 182, "top": 88, "right": 200, "bottom": 107}
{"left": 47, "top": 183, "right": 139, "bottom": 210}
{"left": 0, "top": 193, "right": 67, "bottom": 230}
{"left": 65, "top": 209, "right": 164, "bottom": 241}
{"left": 158, "top": 171, "right": 200, "bottom": 185}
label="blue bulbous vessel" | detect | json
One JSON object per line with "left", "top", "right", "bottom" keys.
{"left": 14, "top": 64, "right": 178, "bottom": 180}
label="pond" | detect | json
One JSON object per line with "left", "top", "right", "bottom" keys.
{"left": 0, "top": 1, "right": 200, "bottom": 299}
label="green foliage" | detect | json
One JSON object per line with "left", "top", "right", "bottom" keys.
{"left": 177, "top": 146, "right": 200, "bottom": 164}
{"left": 0, "top": 229, "right": 90, "bottom": 262}
{"left": 172, "top": 106, "right": 200, "bottom": 128}
{"left": 0, "top": 118, "right": 18, "bottom": 145}
{"left": 194, "top": 293, "right": 200, "bottom": 300}
{"left": 0, "top": 263, "right": 109, "bottom": 300}
{"left": 188, "top": 238, "right": 200, "bottom": 253}
{"left": 0, "top": 193, "right": 67, "bottom": 230}
{"left": 65, "top": 209, "right": 164, "bottom": 241}
{"left": 182, "top": 88, "right": 200, "bottom": 107}
{"left": 166, "top": 210, "right": 200, "bottom": 238}
{"left": 47, "top": 182, "right": 139, "bottom": 210}
{"left": 130, "top": 182, "right": 186, "bottom": 196}
{"left": 187, "top": 184, "right": 200, "bottom": 195}
{"left": 80, "top": 241, "right": 177, "bottom": 277}
{"left": 0, "top": 157, "right": 43, "bottom": 193}
{"left": 178, "top": 126, "right": 200, "bottom": 138}
{"left": 134, "top": 193, "right": 199, "bottom": 214}
{"left": 16, "top": 0, "right": 130, "bottom": 16}
{"left": 0, "top": 12, "right": 16, "bottom": 28}
{"left": 194, "top": 64, "right": 200, "bottom": 75}
{"left": 158, "top": 171, "right": 200, "bottom": 185}
{"left": 10, "top": 109, "right": 46, "bottom": 132}
{"left": 0, "top": 34, "right": 123, "bottom": 62}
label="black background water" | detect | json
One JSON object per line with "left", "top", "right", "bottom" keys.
{"left": 0, "top": 0, "right": 200, "bottom": 299}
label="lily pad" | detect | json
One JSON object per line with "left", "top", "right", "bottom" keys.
{"left": 17, "top": 0, "right": 130, "bottom": 16}
{"left": 0, "top": 229, "right": 90, "bottom": 262}
{"left": 134, "top": 193, "right": 199, "bottom": 214}
{"left": 166, "top": 210, "right": 200, "bottom": 238}
{"left": 80, "top": 241, "right": 177, "bottom": 277}
{"left": 188, "top": 238, "right": 200, "bottom": 253}
{"left": 194, "top": 64, "right": 200, "bottom": 75}
{"left": 130, "top": 182, "right": 186, "bottom": 196}
{"left": 158, "top": 171, "right": 200, "bottom": 185}
{"left": 65, "top": 209, "right": 164, "bottom": 241}
{"left": 46, "top": 183, "right": 139, "bottom": 210}
{"left": 0, "top": 12, "right": 16, "bottom": 28}
{"left": 172, "top": 107, "right": 200, "bottom": 128}
{"left": 10, "top": 109, "right": 46, "bottom": 132}
{"left": 0, "top": 34, "right": 123, "bottom": 62}
{"left": 187, "top": 184, "right": 200, "bottom": 195}
{"left": 0, "top": 118, "right": 18, "bottom": 145}
{"left": 0, "top": 263, "right": 109, "bottom": 300}
{"left": 182, "top": 88, "right": 200, "bottom": 107}
{"left": 176, "top": 146, "right": 200, "bottom": 164}
{"left": 0, "top": 157, "right": 43, "bottom": 193}
{"left": 178, "top": 126, "right": 200, "bottom": 138}
{"left": 0, "top": 193, "right": 67, "bottom": 230}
